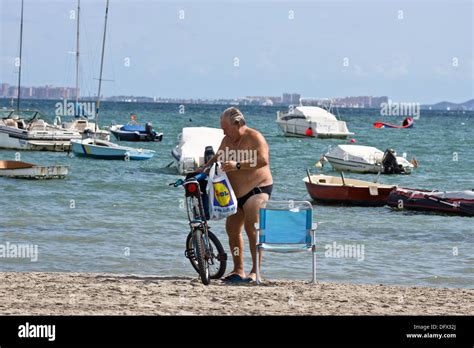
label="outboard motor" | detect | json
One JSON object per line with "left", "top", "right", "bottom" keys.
{"left": 382, "top": 149, "right": 403, "bottom": 174}
{"left": 145, "top": 122, "right": 155, "bottom": 141}
{"left": 204, "top": 146, "right": 215, "bottom": 164}
{"left": 145, "top": 122, "right": 153, "bottom": 134}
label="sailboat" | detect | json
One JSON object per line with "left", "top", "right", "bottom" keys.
{"left": 55, "top": 0, "right": 110, "bottom": 141}
{"left": 71, "top": 0, "right": 154, "bottom": 161}
{"left": 0, "top": 0, "right": 82, "bottom": 152}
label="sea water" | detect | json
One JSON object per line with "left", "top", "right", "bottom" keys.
{"left": 1, "top": 100, "right": 473, "bottom": 288}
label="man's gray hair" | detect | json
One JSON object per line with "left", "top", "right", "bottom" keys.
{"left": 221, "top": 107, "right": 246, "bottom": 126}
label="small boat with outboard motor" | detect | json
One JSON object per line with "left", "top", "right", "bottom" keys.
{"left": 171, "top": 127, "right": 224, "bottom": 174}
{"left": 320, "top": 144, "right": 416, "bottom": 174}
{"left": 110, "top": 122, "right": 163, "bottom": 142}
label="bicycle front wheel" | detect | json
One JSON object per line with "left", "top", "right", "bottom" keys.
{"left": 186, "top": 230, "right": 227, "bottom": 279}
{"left": 193, "top": 228, "right": 210, "bottom": 285}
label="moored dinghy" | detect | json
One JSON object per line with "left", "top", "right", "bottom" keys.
{"left": 171, "top": 127, "right": 224, "bottom": 174}
{"left": 0, "top": 160, "right": 68, "bottom": 179}
{"left": 321, "top": 145, "right": 416, "bottom": 174}
{"left": 110, "top": 122, "right": 163, "bottom": 142}
{"left": 388, "top": 188, "right": 474, "bottom": 216}
{"left": 303, "top": 173, "right": 396, "bottom": 206}
{"left": 71, "top": 138, "right": 155, "bottom": 160}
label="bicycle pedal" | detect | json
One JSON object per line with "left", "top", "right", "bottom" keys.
{"left": 184, "top": 248, "right": 195, "bottom": 259}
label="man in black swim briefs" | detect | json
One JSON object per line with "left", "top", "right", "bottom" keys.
{"left": 201, "top": 107, "right": 273, "bottom": 283}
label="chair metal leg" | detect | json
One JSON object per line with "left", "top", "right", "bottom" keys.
{"left": 311, "top": 229, "right": 316, "bottom": 284}
{"left": 256, "top": 246, "right": 261, "bottom": 285}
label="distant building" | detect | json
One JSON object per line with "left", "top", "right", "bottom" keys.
{"left": 291, "top": 93, "right": 301, "bottom": 105}
{"left": 282, "top": 93, "right": 291, "bottom": 104}
{"left": 1, "top": 83, "right": 9, "bottom": 97}
{"left": 268, "top": 96, "right": 282, "bottom": 104}
{"left": 331, "top": 96, "right": 388, "bottom": 108}
{"left": 370, "top": 96, "right": 388, "bottom": 108}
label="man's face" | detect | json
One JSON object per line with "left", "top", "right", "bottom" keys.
{"left": 220, "top": 117, "right": 239, "bottom": 140}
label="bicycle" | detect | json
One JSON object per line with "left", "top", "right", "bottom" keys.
{"left": 170, "top": 171, "right": 227, "bottom": 285}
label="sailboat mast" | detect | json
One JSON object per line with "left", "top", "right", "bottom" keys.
{"left": 95, "top": 0, "right": 109, "bottom": 132}
{"left": 16, "top": 0, "right": 24, "bottom": 112}
{"left": 75, "top": 0, "right": 80, "bottom": 113}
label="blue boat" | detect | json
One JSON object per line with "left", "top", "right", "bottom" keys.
{"left": 110, "top": 123, "right": 163, "bottom": 142}
{"left": 71, "top": 138, "right": 155, "bottom": 160}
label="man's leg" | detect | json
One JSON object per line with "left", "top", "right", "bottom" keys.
{"left": 225, "top": 208, "right": 245, "bottom": 278}
{"left": 242, "top": 193, "right": 269, "bottom": 281}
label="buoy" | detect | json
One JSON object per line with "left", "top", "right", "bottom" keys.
{"left": 305, "top": 127, "right": 313, "bottom": 137}
{"left": 350, "top": 138, "right": 356, "bottom": 143}
{"left": 315, "top": 161, "right": 323, "bottom": 169}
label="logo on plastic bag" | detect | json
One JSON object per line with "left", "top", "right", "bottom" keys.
{"left": 213, "top": 181, "right": 234, "bottom": 207}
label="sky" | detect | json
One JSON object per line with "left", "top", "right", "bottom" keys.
{"left": 0, "top": 0, "right": 473, "bottom": 104}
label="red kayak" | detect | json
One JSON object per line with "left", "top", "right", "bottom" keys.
{"left": 373, "top": 117, "right": 414, "bottom": 129}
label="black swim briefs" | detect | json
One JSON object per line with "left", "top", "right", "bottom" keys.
{"left": 237, "top": 184, "right": 273, "bottom": 209}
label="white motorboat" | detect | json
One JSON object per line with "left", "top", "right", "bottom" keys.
{"left": 171, "top": 127, "right": 224, "bottom": 174}
{"left": 0, "top": 110, "right": 82, "bottom": 152}
{"left": 0, "top": 160, "right": 68, "bottom": 179}
{"left": 321, "top": 144, "right": 415, "bottom": 174}
{"left": 276, "top": 101, "right": 354, "bottom": 139}
{"left": 55, "top": 116, "right": 110, "bottom": 141}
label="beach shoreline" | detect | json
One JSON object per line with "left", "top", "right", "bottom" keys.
{"left": 0, "top": 272, "right": 472, "bottom": 315}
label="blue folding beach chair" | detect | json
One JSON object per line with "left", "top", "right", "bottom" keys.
{"left": 255, "top": 200, "right": 317, "bottom": 284}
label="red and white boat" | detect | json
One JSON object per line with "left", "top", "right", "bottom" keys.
{"left": 387, "top": 188, "right": 474, "bottom": 216}
{"left": 303, "top": 174, "right": 396, "bottom": 206}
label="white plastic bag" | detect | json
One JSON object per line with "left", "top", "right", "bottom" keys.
{"left": 207, "top": 162, "right": 238, "bottom": 220}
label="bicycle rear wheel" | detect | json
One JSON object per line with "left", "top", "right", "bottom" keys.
{"left": 193, "top": 228, "right": 210, "bottom": 285}
{"left": 186, "top": 230, "right": 226, "bottom": 280}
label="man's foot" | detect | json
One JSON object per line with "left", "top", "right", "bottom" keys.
{"left": 246, "top": 272, "right": 257, "bottom": 282}
{"left": 222, "top": 273, "right": 253, "bottom": 283}
{"left": 222, "top": 271, "right": 246, "bottom": 281}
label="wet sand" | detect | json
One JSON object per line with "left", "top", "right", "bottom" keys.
{"left": 0, "top": 272, "right": 472, "bottom": 315}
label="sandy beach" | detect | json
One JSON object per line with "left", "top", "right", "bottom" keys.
{"left": 0, "top": 272, "right": 472, "bottom": 315}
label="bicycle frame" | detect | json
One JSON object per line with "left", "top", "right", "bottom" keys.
{"left": 182, "top": 177, "right": 211, "bottom": 256}
{"left": 171, "top": 170, "right": 227, "bottom": 283}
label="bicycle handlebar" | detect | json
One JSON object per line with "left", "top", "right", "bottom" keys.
{"left": 169, "top": 172, "right": 208, "bottom": 188}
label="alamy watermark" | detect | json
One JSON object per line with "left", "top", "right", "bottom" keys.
{"left": 216, "top": 147, "right": 258, "bottom": 168}
{"left": 55, "top": 99, "right": 96, "bottom": 118}
{"left": 380, "top": 100, "right": 420, "bottom": 120}
{"left": 0, "top": 242, "right": 38, "bottom": 262}
{"left": 325, "top": 242, "right": 365, "bottom": 262}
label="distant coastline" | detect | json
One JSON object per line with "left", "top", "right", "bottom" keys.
{"left": 1, "top": 96, "right": 473, "bottom": 111}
